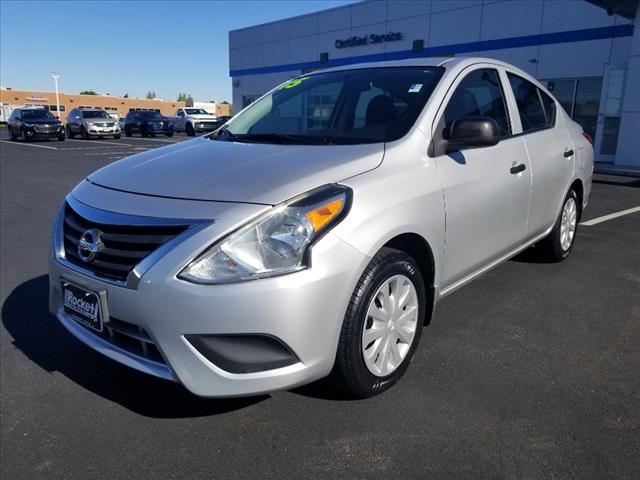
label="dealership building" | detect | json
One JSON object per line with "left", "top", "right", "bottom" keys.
{"left": 229, "top": 0, "right": 639, "bottom": 172}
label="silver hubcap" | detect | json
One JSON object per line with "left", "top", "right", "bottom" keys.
{"left": 362, "top": 274, "right": 418, "bottom": 377}
{"left": 560, "top": 196, "right": 577, "bottom": 251}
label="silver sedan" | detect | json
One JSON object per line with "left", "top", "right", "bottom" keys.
{"left": 50, "top": 57, "right": 593, "bottom": 398}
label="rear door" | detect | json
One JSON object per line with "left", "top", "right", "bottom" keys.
{"left": 505, "top": 72, "right": 574, "bottom": 237}
{"left": 433, "top": 66, "right": 532, "bottom": 289}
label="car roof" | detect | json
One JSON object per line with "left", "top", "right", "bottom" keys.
{"left": 310, "top": 56, "right": 517, "bottom": 75}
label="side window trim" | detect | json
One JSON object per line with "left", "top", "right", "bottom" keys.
{"left": 504, "top": 71, "right": 556, "bottom": 137}
{"left": 430, "top": 65, "right": 512, "bottom": 156}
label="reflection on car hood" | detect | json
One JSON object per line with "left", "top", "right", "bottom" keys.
{"left": 24, "top": 119, "right": 61, "bottom": 125}
{"left": 189, "top": 114, "right": 217, "bottom": 120}
{"left": 88, "top": 136, "right": 384, "bottom": 204}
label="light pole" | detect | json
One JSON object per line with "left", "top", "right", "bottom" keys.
{"left": 51, "top": 72, "right": 61, "bottom": 119}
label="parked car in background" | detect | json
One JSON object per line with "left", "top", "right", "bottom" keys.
{"left": 170, "top": 108, "right": 218, "bottom": 136}
{"left": 49, "top": 57, "right": 593, "bottom": 399}
{"left": 123, "top": 111, "right": 174, "bottom": 137}
{"left": 66, "top": 108, "right": 121, "bottom": 139}
{"left": 7, "top": 107, "right": 65, "bottom": 142}
{"left": 118, "top": 116, "right": 126, "bottom": 131}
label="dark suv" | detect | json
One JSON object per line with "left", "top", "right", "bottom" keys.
{"left": 7, "top": 108, "right": 65, "bottom": 142}
{"left": 123, "top": 111, "right": 174, "bottom": 137}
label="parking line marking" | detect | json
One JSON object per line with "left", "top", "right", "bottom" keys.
{"left": 580, "top": 206, "right": 640, "bottom": 226}
{"left": 123, "top": 136, "right": 178, "bottom": 144}
{"left": 0, "top": 140, "right": 58, "bottom": 150}
{"left": 67, "top": 139, "right": 133, "bottom": 147}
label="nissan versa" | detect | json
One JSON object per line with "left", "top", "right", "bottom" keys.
{"left": 50, "top": 58, "right": 593, "bottom": 398}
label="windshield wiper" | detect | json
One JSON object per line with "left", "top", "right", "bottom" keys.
{"left": 231, "top": 133, "right": 331, "bottom": 145}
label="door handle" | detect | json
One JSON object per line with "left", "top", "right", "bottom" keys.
{"left": 563, "top": 149, "right": 574, "bottom": 158}
{"left": 510, "top": 163, "right": 526, "bottom": 174}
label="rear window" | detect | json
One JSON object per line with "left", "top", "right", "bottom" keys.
{"left": 507, "top": 73, "right": 548, "bottom": 132}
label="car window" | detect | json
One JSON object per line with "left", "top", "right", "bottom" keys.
{"left": 224, "top": 66, "right": 445, "bottom": 144}
{"left": 443, "top": 68, "right": 511, "bottom": 138}
{"left": 21, "top": 109, "right": 56, "bottom": 120}
{"left": 539, "top": 89, "right": 557, "bottom": 127}
{"left": 507, "top": 73, "right": 548, "bottom": 132}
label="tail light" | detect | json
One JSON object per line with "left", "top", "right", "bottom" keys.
{"left": 581, "top": 131, "right": 593, "bottom": 145}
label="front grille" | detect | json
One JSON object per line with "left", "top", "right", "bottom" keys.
{"left": 82, "top": 316, "right": 166, "bottom": 364}
{"left": 199, "top": 122, "right": 218, "bottom": 128}
{"left": 63, "top": 203, "right": 188, "bottom": 282}
{"left": 96, "top": 122, "right": 115, "bottom": 127}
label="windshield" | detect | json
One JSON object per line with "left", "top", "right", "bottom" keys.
{"left": 83, "top": 110, "right": 111, "bottom": 119}
{"left": 219, "top": 66, "right": 444, "bottom": 145}
{"left": 140, "top": 111, "right": 163, "bottom": 119}
{"left": 22, "top": 109, "right": 56, "bottom": 120}
{"left": 185, "top": 108, "right": 209, "bottom": 115}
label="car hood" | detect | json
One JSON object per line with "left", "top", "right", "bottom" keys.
{"left": 87, "top": 136, "right": 384, "bottom": 204}
{"left": 25, "top": 119, "right": 61, "bottom": 125}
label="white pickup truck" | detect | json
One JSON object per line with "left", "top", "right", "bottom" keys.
{"left": 170, "top": 108, "right": 219, "bottom": 136}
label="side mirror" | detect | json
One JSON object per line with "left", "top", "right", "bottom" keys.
{"left": 446, "top": 116, "right": 500, "bottom": 152}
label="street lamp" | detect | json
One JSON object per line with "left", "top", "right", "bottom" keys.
{"left": 51, "top": 72, "right": 61, "bottom": 119}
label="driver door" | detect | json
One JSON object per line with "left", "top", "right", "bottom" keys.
{"left": 433, "top": 67, "right": 532, "bottom": 290}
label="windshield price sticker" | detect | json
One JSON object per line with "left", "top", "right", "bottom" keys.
{"left": 408, "top": 84, "right": 423, "bottom": 93}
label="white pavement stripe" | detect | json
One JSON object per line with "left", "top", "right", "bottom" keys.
{"left": 85, "top": 150, "right": 151, "bottom": 156}
{"left": 67, "top": 139, "right": 133, "bottom": 147}
{"left": 580, "top": 206, "right": 640, "bottom": 226}
{"left": 124, "top": 137, "right": 178, "bottom": 144}
{"left": 0, "top": 140, "right": 58, "bottom": 150}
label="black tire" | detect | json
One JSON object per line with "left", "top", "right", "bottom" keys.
{"left": 165, "top": 131, "right": 174, "bottom": 137}
{"left": 9, "top": 127, "right": 17, "bottom": 141}
{"left": 330, "top": 248, "right": 426, "bottom": 398}
{"left": 21, "top": 128, "right": 30, "bottom": 142}
{"left": 57, "top": 134, "right": 65, "bottom": 141}
{"left": 114, "top": 134, "right": 121, "bottom": 139}
{"left": 141, "top": 126, "right": 148, "bottom": 138}
{"left": 534, "top": 188, "right": 580, "bottom": 262}
{"left": 124, "top": 126, "right": 132, "bottom": 137}
{"left": 186, "top": 123, "right": 195, "bottom": 136}
{"left": 80, "top": 126, "right": 89, "bottom": 140}
{"left": 149, "top": 132, "right": 155, "bottom": 138}
{"left": 66, "top": 125, "right": 75, "bottom": 139}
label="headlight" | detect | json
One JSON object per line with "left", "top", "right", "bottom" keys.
{"left": 179, "top": 185, "right": 352, "bottom": 284}
{"left": 88, "top": 122, "right": 96, "bottom": 127}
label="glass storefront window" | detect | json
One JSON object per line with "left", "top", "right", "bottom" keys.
{"left": 545, "top": 77, "right": 602, "bottom": 141}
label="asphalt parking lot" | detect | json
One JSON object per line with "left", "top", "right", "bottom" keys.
{"left": 1, "top": 131, "right": 639, "bottom": 479}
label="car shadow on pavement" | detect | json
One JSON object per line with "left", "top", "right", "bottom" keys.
{"left": 2, "top": 275, "right": 268, "bottom": 418}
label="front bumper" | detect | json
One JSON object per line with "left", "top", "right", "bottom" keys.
{"left": 25, "top": 127, "right": 64, "bottom": 139}
{"left": 193, "top": 123, "right": 219, "bottom": 132}
{"left": 87, "top": 126, "right": 120, "bottom": 135}
{"left": 49, "top": 200, "right": 368, "bottom": 397}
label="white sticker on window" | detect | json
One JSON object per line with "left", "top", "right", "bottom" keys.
{"left": 408, "top": 84, "right": 423, "bottom": 93}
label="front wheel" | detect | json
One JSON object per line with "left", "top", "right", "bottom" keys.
{"left": 66, "top": 125, "right": 75, "bottom": 139}
{"left": 80, "top": 126, "right": 89, "bottom": 140}
{"left": 330, "top": 248, "right": 426, "bottom": 398}
{"left": 186, "top": 123, "right": 195, "bottom": 136}
{"left": 165, "top": 131, "right": 174, "bottom": 137}
{"left": 535, "top": 188, "right": 580, "bottom": 262}
{"left": 9, "top": 128, "right": 17, "bottom": 141}
{"left": 57, "top": 134, "right": 65, "bottom": 141}
{"left": 124, "top": 126, "right": 132, "bottom": 137}
{"left": 21, "top": 128, "right": 30, "bottom": 142}
{"left": 114, "top": 134, "right": 121, "bottom": 139}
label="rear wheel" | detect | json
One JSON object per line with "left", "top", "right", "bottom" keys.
{"left": 186, "top": 123, "right": 195, "bottom": 136}
{"left": 535, "top": 188, "right": 580, "bottom": 262}
{"left": 331, "top": 248, "right": 426, "bottom": 398}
